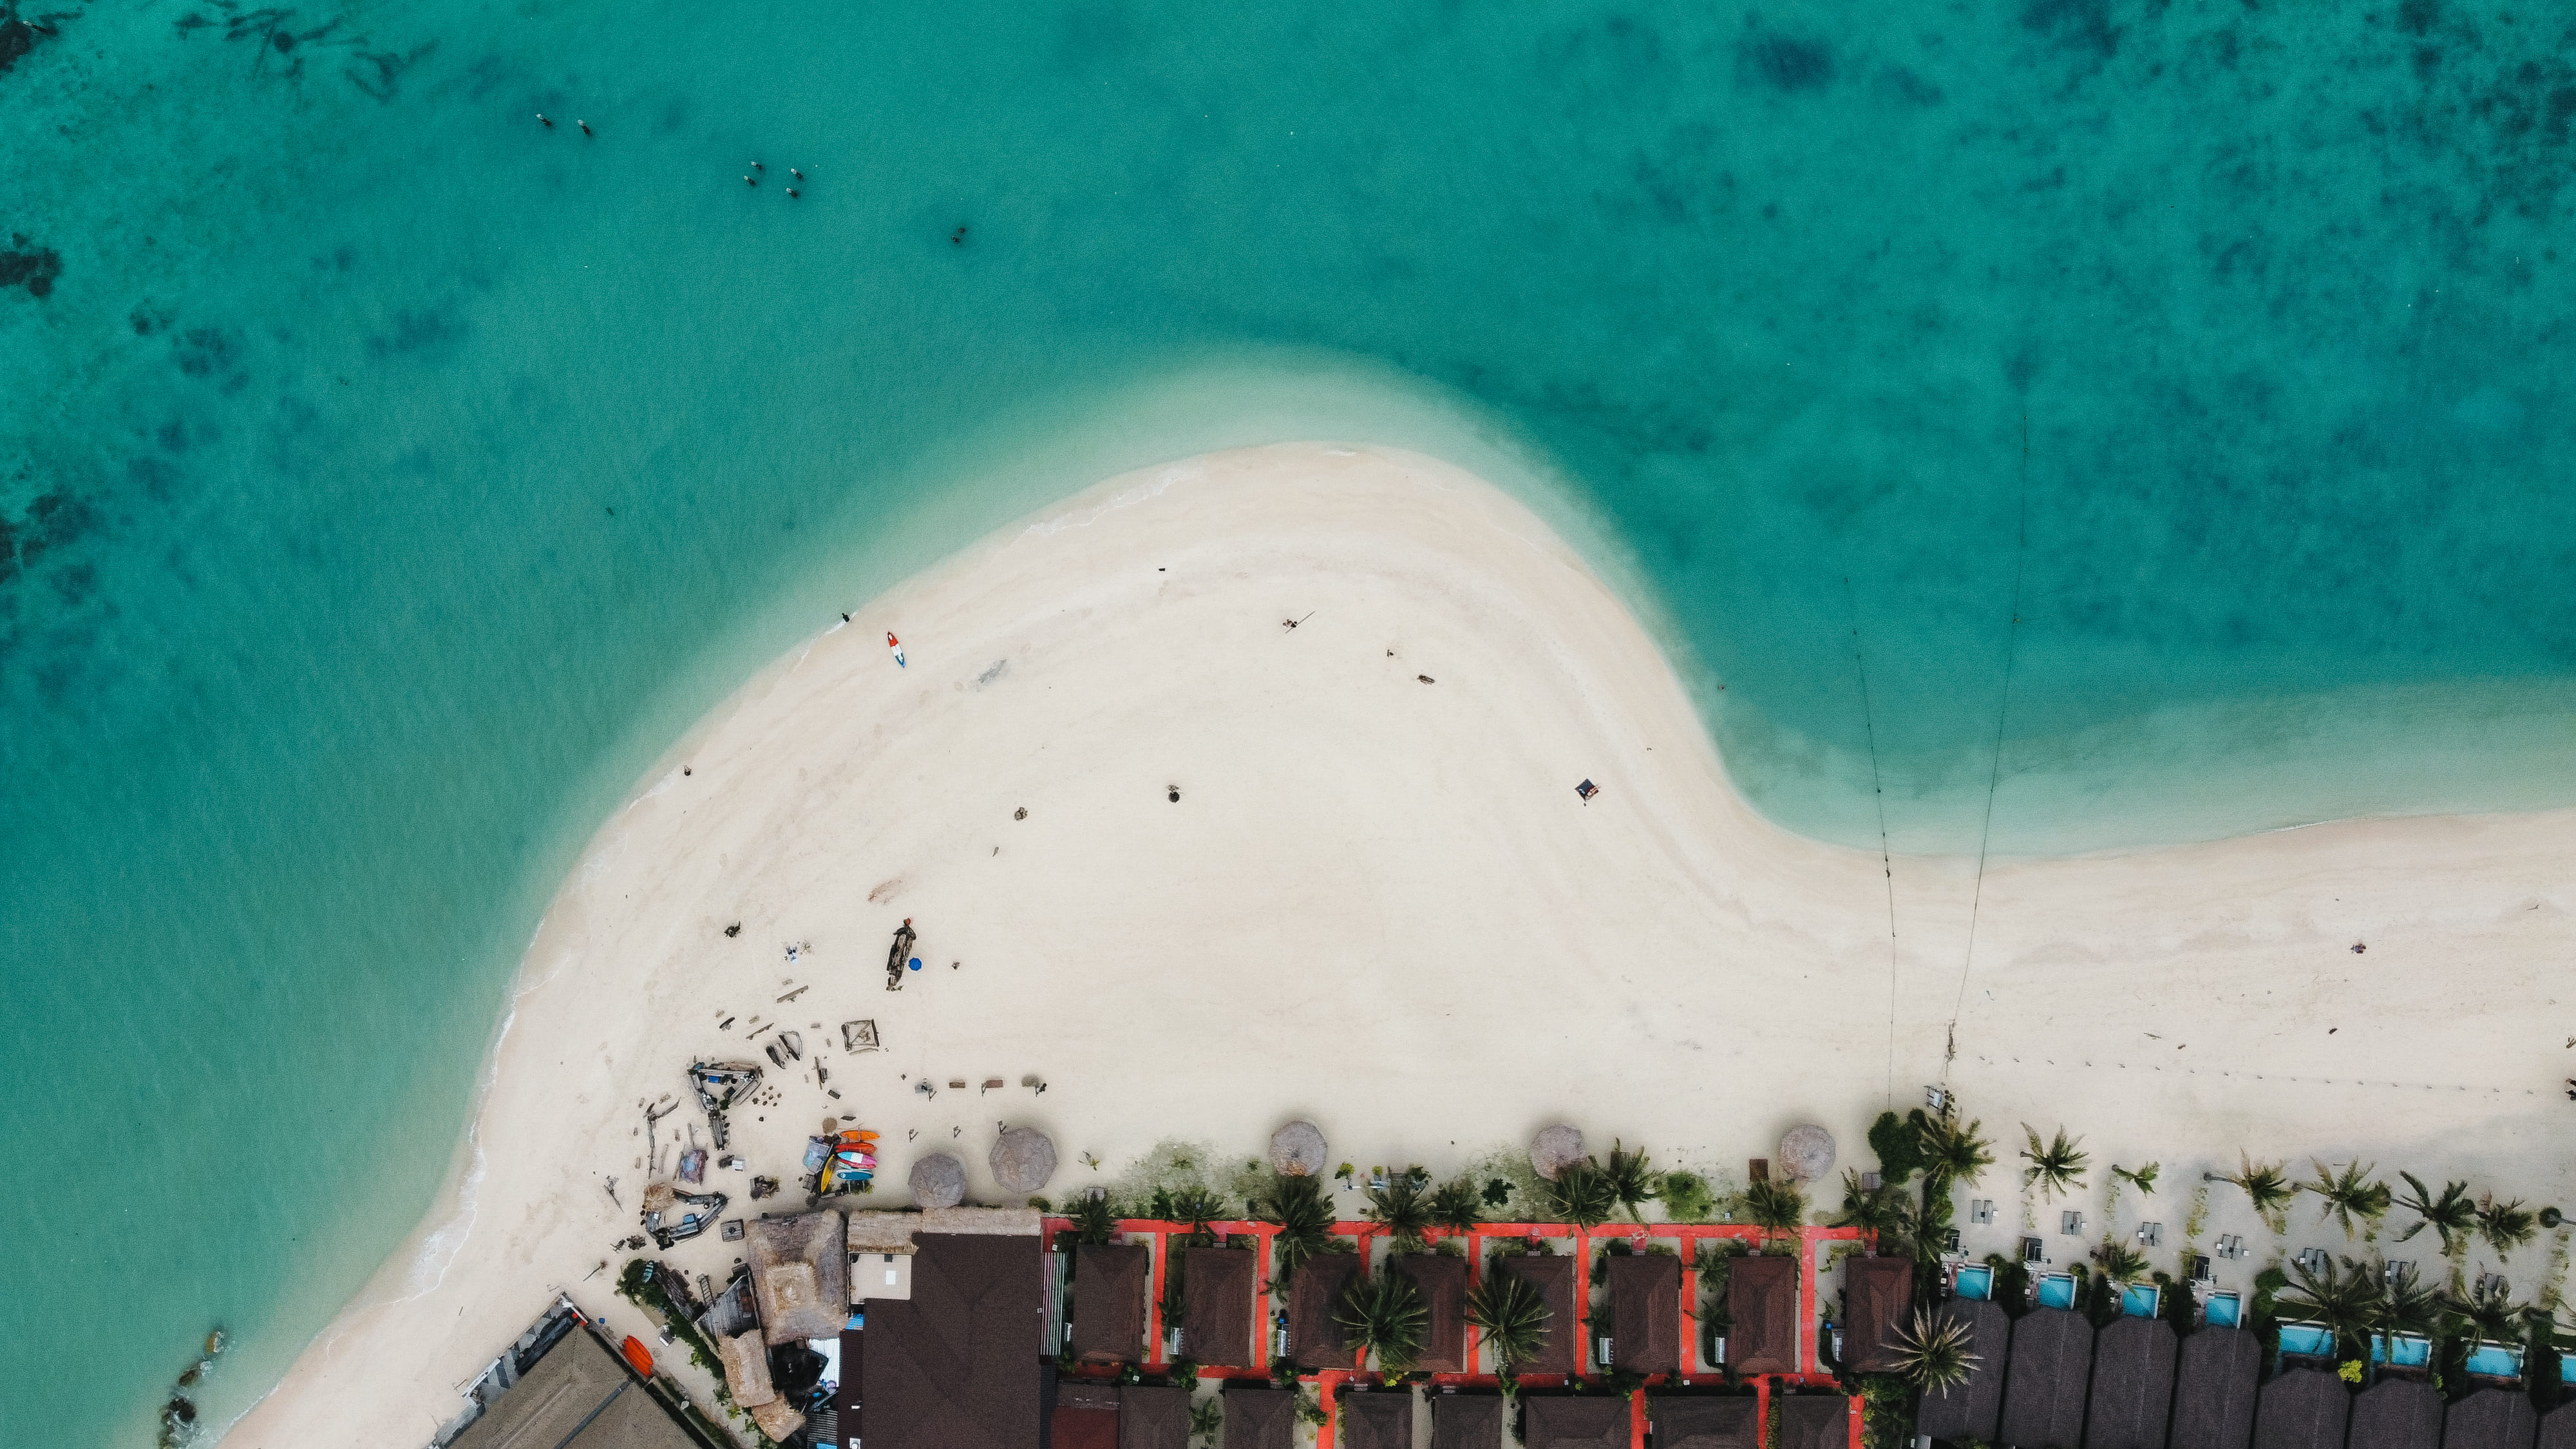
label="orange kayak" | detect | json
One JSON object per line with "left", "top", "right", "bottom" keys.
{"left": 620, "top": 1336, "right": 654, "bottom": 1378}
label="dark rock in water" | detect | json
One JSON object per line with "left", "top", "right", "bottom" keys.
{"left": 2, "top": 233, "right": 62, "bottom": 298}
{"left": 1, "top": 5, "right": 55, "bottom": 77}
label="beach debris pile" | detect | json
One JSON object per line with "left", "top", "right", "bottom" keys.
{"left": 883, "top": 918, "right": 918, "bottom": 990}
{"left": 688, "top": 1060, "right": 761, "bottom": 1150}
{"left": 157, "top": 1328, "right": 227, "bottom": 1449}
{"left": 641, "top": 1180, "right": 730, "bottom": 1249}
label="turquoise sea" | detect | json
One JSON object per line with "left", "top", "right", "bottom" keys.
{"left": 6, "top": 0, "right": 2574, "bottom": 1441}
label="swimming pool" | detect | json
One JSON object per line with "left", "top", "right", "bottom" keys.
{"left": 2278, "top": 1323, "right": 2335, "bottom": 1359}
{"left": 2036, "top": 1274, "right": 2079, "bottom": 1311}
{"left": 1952, "top": 1265, "right": 1994, "bottom": 1302}
{"left": 2370, "top": 1334, "right": 2431, "bottom": 1370}
{"left": 2121, "top": 1283, "right": 2162, "bottom": 1318}
{"left": 2203, "top": 1293, "right": 2242, "bottom": 1329}
{"left": 2465, "top": 1342, "right": 2524, "bottom": 1380}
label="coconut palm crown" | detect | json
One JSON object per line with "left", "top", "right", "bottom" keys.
{"left": 1335, "top": 1269, "right": 1428, "bottom": 1373}
{"left": 2020, "top": 1126, "right": 2089, "bottom": 1200}
{"left": 1465, "top": 1269, "right": 1551, "bottom": 1370}
{"left": 1889, "top": 1306, "right": 1980, "bottom": 1393}
{"left": 2394, "top": 1174, "right": 2477, "bottom": 1257}
{"left": 2306, "top": 1160, "right": 2392, "bottom": 1237}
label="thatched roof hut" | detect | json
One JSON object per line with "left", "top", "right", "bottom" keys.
{"left": 989, "top": 1127, "right": 1056, "bottom": 1197}
{"left": 1776, "top": 1393, "right": 1853, "bottom": 1449}
{"left": 715, "top": 1329, "right": 777, "bottom": 1408}
{"left": 1340, "top": 1388, "right": 1414, "bottom": 1449}
{"left": 2536, "top": 1403, "right": 2576, "bottom": 1449}
{"left": 2351, "top": 1378, "right": 2444, "bottom": 1449}
{"left": 1522, "top": 1394, "right": 1631, "bottom": 1448}
{"left": 1288, "top": 1251, "right": 1364, "bottom": 1370}
{"left": 1071, "top": 1243, "right": 1150, "bottom": 1363}
{"left": 746, "top": 1399, "right": 807, "bottom": 1444}
{"left": 1609, "top": 1253, "right": 1683, "bottom": 1374}
{"left": 1119, "top": 1383, "right": 1191, "bottom": 1449}
{"left": 746, "top": 1211, "right": 848, "bottom": 1344}
{"left": 2086, "top": 1314, "right": 2179, "bottom": 1449}
{"left": 1777, "top": 1126, "right": 1836, "bottom": 1182}
{"left": 1396, "top": 1253, "right": 1471, "bottom": 1372}
{"left": 2447, "top": 1388, "right": 2540, "bottom": 1449}
{"left": 1531, "top": 1125, "right": 1585, "bottom": 1180}
{"left": 1727, "top": 1255, "right": 1799, "bottom": 1376}
{"left": 2254, "top": 1367, "right": 2351, "bottom": 1449}
{"left": 2170, "top": 1323, "right": 2262, "bottom": 1449}
{"left": 1180, "top": 1246, "right": 1258, "bottom": 1368}
{"left": 1270, "top": 1120, "right": 1327, "bottom": 1176}
{"left": 1432, "top": 1393, "right": 1506, "bottom": 1449}
{"left": 909, "top": 1152, "right": 967, "bottom": 1209}
{"left": 1997, "top": 1305, "right": 2095, "bottom": 1449}
{"left": 1917, "top": 1298, "right": 2011, "bottom": 1443}
{"left": 1655, "top": 1394, "right": 1763, "bottom": 1449}
{"left": 1492, "top": 1253, "right": 1581, "bottom": 1374}
{"left": 1224, "top": 1386, "right": 1298, "bottom": 1449}
{"left": 1842, "top": 1256, "right": 1913, "bottom": 1374}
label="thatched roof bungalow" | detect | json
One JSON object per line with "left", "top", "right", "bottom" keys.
{"left": 2086, "top": 1314, "right": 2179, "bottom": 1449}
{"left": 2253, "top": 1367, "right": 2351, "bottom": 1449}
{"left": 1917, "top": 1298, "right": 2011, "bottom": 1444}
{"left": 746, "top": 1210, "right": 848, "bottom": 1344}
{"left": 1654, "top": 1394, "right": 1763, "bottom": 1449}
{"left": 1120, "top": 1383, "right": 1191, "bottom": 1449}
{"left": 1996, "top": 1305, "right": 2094, "bottom": 1449}
{"left": 1223, "top": 1385, "right": 1298, "bottom": 1449}
{"left": 1179, "top": 1246, "right": 1257, "bottom": 1368}
{"left": 1493, "top": 1253, "right": 1582, "bottom": 1374}
{"left": 858, "top": 1230, "right": 1044, "bottom": 1449}
{"left": 1071, "top": 1242, "right": 1150, "bottom": 1363}
{"left": 1521, "top": 1394, "right": 1630, "bottom": 1448}
{"left": 1776, "top": 1393, "right": 1853, "bottom": 1449}
{"left": 1397, "top": 1253, "right": 1471, "bottom": 1372}
{"left": 2447, "top": 1388, "right": 2540, "bottom": 1449}
{"left": 1339, "top": 1388, "right": 1414, "bottom": 1449}
{"left": 2350, "top": 1378, "right": 2444, "bottom": 1449}
{"left": 715, "top": 1328, "right": 777, "bottom": 1408}
{"left": 1431, "top": 1393, "right": 1505, "bottom": 1449}
{"left": 1609, "top": 1252, "right": 1683, "bottom": 1374}
{"left": 1843, "top": 1256, "right": 1914, "bottom": 1374}
{"left": 1727, "top": 1254, "right": 1799, "bottom": 1376}
{"left": 1287, "top": 1251, "right": 1364, "bottom": 1370}
{"left": 2170, "top": 1325, "right": 2262, "bottom": 1449}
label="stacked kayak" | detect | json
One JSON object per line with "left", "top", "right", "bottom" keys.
{"left": 820, "top": 1129, "right": 879, "bottom": 1193}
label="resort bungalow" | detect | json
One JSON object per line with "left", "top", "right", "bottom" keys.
{"left": 2168, "top": 1323, "right": 2262, "bottom": 1449}
{"left": 1050, "top": 1379, "right": 1120, "bottom": 1449}
{"left": 1653, "top": 1393, "right": 1763, "bottom": 1449}
{"left": 1607, "top": 1252, "right": 1682, "bottom": 1374}
{"left": 1521, "top": 1394, "right": 1631, "bottom": 1448}
{"left": 2254, "top": 1368, "right": 2351, "bottom": 1449}
{"left": 1431, "top": 1392, "right": 1507, "bottom": 1449}
{"left": 1287, "top": 1252, "right": 1365, "bottom": 1371}
{"left": 2537, "top": 1402, "right": 2576, "bottom": 1449}
{"left": 1917, "top": 1299, "right": 2012, "bottom": 1444}
{"left": 1996, "top": 1306, "right": 2094, "bottom": 1449}
{"left": 1339, "top": 1387, "right": 1415, "bottom": 1449}
{"left": 1070, "top": 1242, "right": 1150, "bottom": 1363}
{"left": 2351, "top": 1378, "right": 2445, "bottom": 1449}
{"left": 2085, "top": 1312, "right": 2180, "bottom": 1449}
{"left": 1776, "top": 1392, "right": 1854, "bottom": 1449}
{"left": 746, "top": 1210, "right": 848, "bottom": 1343}
{"left": 1493, "top": 1253, "right": 1582, "bottom": 1374}
{"left": 1725, "top": 1255, "right": 1800, "bottom": 1376}
{"left": 1179, "top": 1244, "right": 1258, "bottom": 1368}
{"left": 2445, "top": 1389, "right": 2540, "bottom": 1449}
{"left": 1119, "top": 1383, "right": 1191, "bottom": 1449}
{"left": 855, "top": 1215, "right": 1045, "bottom": 1449}
{"left": 1397, "top": 1252, "right": 1472, "bottom": 1372}
{"left": 448, "top": 1309, "right": 710, "bottom": 1449}
{"left": 1842, "top": 1256, "right": 1914, "bottom": 1374}
{"left": 1221, "top": 1385, "right": 1299, "bottom": 1449}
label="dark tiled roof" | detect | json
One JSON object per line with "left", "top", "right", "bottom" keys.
{"left": 2171, "top": 1325, "right": 2262, "bottom": 1449}
{"left": 2537, "top": 1403, "right": 2576, "bottom": 1449}
{"left": 1222, "top": 1386, "right": 1297, "bottom": 1449}
{"left": 858, "top": 1233, "right": 1043, "bottom": 1449}
{"left": 1654, "top": 1393, "right": 1764, "bottom": 1449}
{"left": 449, "top": 1325, "right": 702, "bottom": 1449}
{"left": 1494, "top": 1253, "right": 1582, "bottom": 1374}
{"left": 1608, "top": 1253, "right": 1683, "bottom": 1374}
{"left": 1844, "top": 1257, "right": 1915, "bottom": 1374}
{"left": 1776, "top": 1392, "right": 1853, "bottom": 1449}
{"left": 1180, "top": 1247, "right": 1258, "bottom": 1368}
{"left": 1051, "top": 1406, "right": 1119, "bottom": 1449}
{"left": 1288, "top": 1253, "right": 1364, "bottom": 1370}
{"left": 1072, "top": 1244, "right": 1150, "bottom": 1363}
{"left": 1119, "top": 1383, "right": 1191, "bottom": 1449}
{"left": 1397, "top": 1254, "right": 1472, "bottom": 1372}
{"left": 2447, "top": 1388, "right": 2540, "bottom": 1449}
{"left": 2086, "top": 1314, "right": 2180, "bottom": 1449}
{"left": 1340, "top": 1387, "right": 1416, "bottom": 1449}
{"left": 1521, "top": 1394, "right": 1631, "bottom": 1448}
{"left": 1431, "top": 1392, "right": 1506, "bottom": 1449}
{"left": 1727, "top": 1255, "right": 1799, "bottom": 1376}
{"left": 2254, "top": 1367, "right": 2351, "bottom": 1449}
{"left": 2350, "top": 1378, "right": 2444, "bottom": 1449}
{"left": 1916, "top": 1298, "right": 2011, "bottom": 1444}
{"left": 1997, "top": 1305, "right": 2095, "bottom": 1449}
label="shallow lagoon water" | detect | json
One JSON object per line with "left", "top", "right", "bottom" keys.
{"left": 4, "top": 0, "right": 2574, "bottom": 1441}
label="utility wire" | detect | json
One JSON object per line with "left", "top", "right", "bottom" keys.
{"left": 1944, "top": 413, "right": 2032, "bottom": 1078}
{"left": 1844, "top": 574, "right": 1900, "bottom": 1109}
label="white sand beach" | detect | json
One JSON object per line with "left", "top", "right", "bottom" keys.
{"left": 225, "top": 442, "right": 2576, "bottom": 1446}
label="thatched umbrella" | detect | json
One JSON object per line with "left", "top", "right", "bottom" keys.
{"left": 908, "top": 1152, "right": 966, "bottom": 1209}
{"left": 990, "top": 1126, "right": 1057, "bottom": 1196}
{"left": 1530, "top": 1124, "right": 1584, "bottom": 1181}
{"left": 1778, "top": 1124, "right": 1836, "bottom": 1182}
{"left": 1269, "top": 1120, "right": 1327, "bottom": 1177}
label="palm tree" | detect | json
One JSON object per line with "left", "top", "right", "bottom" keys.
{"left": 1604, "top": 1140, "right": 1660, "bottom": 1224}
{"left": 1888, "top": 1306, "right": 1980, "bottom": 1393}
{"left": 2110, "top": 1162, "right": 2161, "bottom": 1196}
{"left": 1335, "top": 1270, "right": 1427, "bottom": 1373}
{"left": 2477, "top": 1194, "right": 2539, "bottom": 1260}
{"left": 1070, "top": 1193, "right": 1117, "bottom": 1246}
{"left": 2394, "top": 1174, "right": 2477, "bottom": 1257}
{"left": 2445, "top": 1274, "right": 2532, "bottom": 1351}
{"left": 1833, "top": 1170, "right": 1911, "bottom": 1242}
{"left": 1918, "top": 1115, "right": 1996, "bottom": 1188}
{"left": 2305, "top": 1161, "right": 2392, "bottom": 1238}
{"left": 2211, "top": 1153, "right": 2296, "bottom": 1227}
{"left": 1542, "top": 1159, "right": 1622, "bottom": 1232}
{"left": 1740, "top": 1177, "right": 1808, "bottom": 1240}
{"left": 2278, "top": 1253, "right": 2383, "bottom": 1361}
{"left": 1253, "top": 1173, "right": 1334, "bottom": 1281}
{"left": 1465, "top": 1269, "right": 1551, "bottom": 1371}
{"left": 2092, "top": 1236, "right": 2150, "bottom": 1283}
{"left": 1427, "top": 1177, "right": 1484, "bottom": 1236}
{"left": 1188, "top": 1397, "right": 1224, "bottom": 1446}
{"left": 1169, "top": 1185, "right": 1226, "bottom": 1236}
{"left": 1365, "top": 1177, "right": 1435, "bottom": 1255}
{"left": 2375, "top": 1260, "right": 2440, "bottom": 1361}
{"left": 2020, "top": 1126, "right": 2089, "bottom": 1200}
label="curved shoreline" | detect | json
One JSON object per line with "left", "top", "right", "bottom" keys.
{"left": 226, "top": 443, "right": 2576, "bottom": 1447}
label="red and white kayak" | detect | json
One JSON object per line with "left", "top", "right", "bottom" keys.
{"left": 886, "top": 632, "right": 906, "bottom": 668}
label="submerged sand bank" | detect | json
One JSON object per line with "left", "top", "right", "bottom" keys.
{"left": 227, "top": 443, "right": 2575, "bottom": 1446}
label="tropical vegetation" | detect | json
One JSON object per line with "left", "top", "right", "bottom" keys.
{"left": 1363, "top": 1176, "right": 1434, "bottom": 1254}
{"left": 2020, "top": 1126, "right": 2088, "bottom": 1200}
{"left": 1252, "top": 1173, "right": 1335, "bottom": 1280}
{"left": 1888, "top": 1306, "right": 1980, "bottom": 1393}
{"left": 2304, "top": 1160, "right": 2391, "bottom": 1237}
{"left": 1740, "top": 1177, "right": 1808, "bottom": 1239}
{"left": 1541, "top": 1158, "right": 1622, "bottom": 1231}
{"left": 1604, "top": 1140, "right": 1659, "bottom": 1224}
{"left": 2394, "top": 1174, "right": 2477, "bottom": 1256}
{"left": 1464, "top": 1269, "right": 1551, "bottom": 1371}
{"left": 2277, "top": 1252, "right": 2380, "bottom": 1361}
{"left": 1426, "top": 1177, "right": 1484, "bottom": 1236}
{"left": 1335, "top": 1270, "right": 1427, "bottom": 1372}
{"left": 2211, "top": 1153, "right": 2295, "bottom": 1229}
